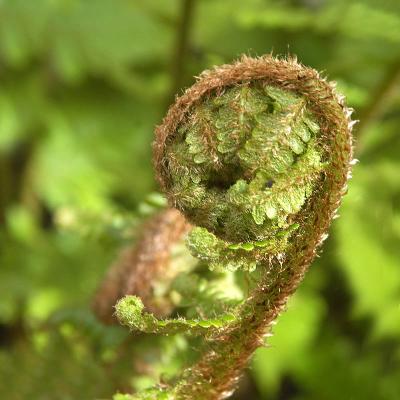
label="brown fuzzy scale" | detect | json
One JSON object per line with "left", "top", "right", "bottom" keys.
{"left": 151, "top": 55, "right": 353, "bottom": 399}
{"left": 92, "top": 209, "right": 190, "bottom": 324}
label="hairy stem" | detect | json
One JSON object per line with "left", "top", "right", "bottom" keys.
{"left": 173, "top": 267, "right": 299, "bottom": 398}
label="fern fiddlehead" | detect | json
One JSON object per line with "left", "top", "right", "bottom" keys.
{"left": 106, "top": 55, "right": 354, "bottom": 400}
{"left": 93, "top": 208, "right": 191, "bottom": 324}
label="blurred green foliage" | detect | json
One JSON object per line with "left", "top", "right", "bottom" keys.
{"left": 0, "top": 0, "right": 399, "bottom": 399}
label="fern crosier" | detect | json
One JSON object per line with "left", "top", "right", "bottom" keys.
{"left": 113, "top": 55, "right": 354, "bottom": 400}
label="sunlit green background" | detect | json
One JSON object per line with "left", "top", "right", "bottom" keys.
{"left": 0, "top": 1, "right": 399, "bottom": 399}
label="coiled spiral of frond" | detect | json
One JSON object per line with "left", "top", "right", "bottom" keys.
{"left": 154, "top": 55, "right": 353, "bottom": 274}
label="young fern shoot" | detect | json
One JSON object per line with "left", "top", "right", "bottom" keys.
{"left": 111, "top": 55, "right": 354, "bottom": 400}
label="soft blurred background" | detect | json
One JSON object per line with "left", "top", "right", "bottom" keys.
{"left": 0, "top": 0, "right": 399, "bottom": 399}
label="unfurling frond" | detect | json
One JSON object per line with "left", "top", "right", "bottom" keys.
{"left": 110, "top": 55, "right": 354, "bottom": 400}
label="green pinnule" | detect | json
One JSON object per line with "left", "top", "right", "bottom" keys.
{"left": 112, "top": 55, "right": 354, "bottom": 400}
